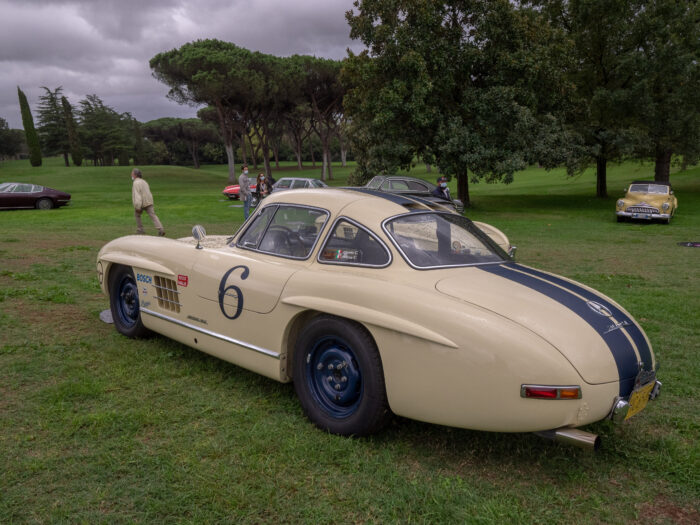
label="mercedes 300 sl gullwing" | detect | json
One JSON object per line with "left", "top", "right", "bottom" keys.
{"left": 97, "top": 188, "right": 661, "bottom": 449}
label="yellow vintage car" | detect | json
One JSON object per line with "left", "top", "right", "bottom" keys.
{"left": 97, "top": 189, "right": 660, "bottom": 449}
{"left": 616, "top": 180, "right": 678, "bottom": 223}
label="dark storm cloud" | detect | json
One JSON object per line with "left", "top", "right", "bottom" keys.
{"left": 0, "top": 0, "right": 362, "bottom": 128}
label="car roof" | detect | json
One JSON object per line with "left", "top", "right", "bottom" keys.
{"left": 261, "top": 187, "right": 449, "bottom": 224}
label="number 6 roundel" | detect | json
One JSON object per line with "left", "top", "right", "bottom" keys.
{"left": 218, "top": 265, "right": 250, "bottom": 320}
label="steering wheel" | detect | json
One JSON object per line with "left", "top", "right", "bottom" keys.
{"left": 265, "top": 225, "right": 293, "bottom": 255}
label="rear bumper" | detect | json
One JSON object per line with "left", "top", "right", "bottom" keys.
{"left": 608, "top": 380, "right": 662, "bottom": 422}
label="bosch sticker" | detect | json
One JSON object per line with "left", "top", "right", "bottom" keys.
{"left": 178, "top": 274, "right": 189, "bottom": 287}
{"left": 136, "top": 273, "right": 152, "bottom": 284}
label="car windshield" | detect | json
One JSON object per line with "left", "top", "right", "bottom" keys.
{"left": 629, "top": 184, "right": 668, "bottom": 194}
{"left": 0, "top": 183, "right": 14, "bottom": 192}
{"left": 366, "top": 177, "right": 384, "bottom": 189}
{"left": 384, "top": 213, "right": 508, "bottom": 268}
{"left": 237, "top": 204, "right": 328, "bottom": 259}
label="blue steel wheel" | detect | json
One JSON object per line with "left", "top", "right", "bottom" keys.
{"left": 306, "top": 336, "right": 363, "bottom": 418}
{"left": 293, "top": 315, "right": 389, "bottom": 436}
{"left": 108, "top": 265, "right": 149, "bottom": 338}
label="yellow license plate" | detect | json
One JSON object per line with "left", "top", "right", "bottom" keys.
{"left": 625, "top": 382, "right": 655, "bottom": 420}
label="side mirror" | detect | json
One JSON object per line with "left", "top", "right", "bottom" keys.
{"left": 508, "top": 245, "right": 517, "bottom": 260}
{"left": 192, "top": 225, "right": 207, "bottom": 250}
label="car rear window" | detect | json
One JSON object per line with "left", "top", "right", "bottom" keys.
{"left": 384, "top": 213, "right": 507, "bottom": 268}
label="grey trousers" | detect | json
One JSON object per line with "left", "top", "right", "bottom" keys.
{"left": 135, "top": 205, "right": 164, "bottom": 233}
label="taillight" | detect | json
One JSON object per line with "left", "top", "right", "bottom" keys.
{"left": 521, "top": 385, "right": 581, "bottom": 399}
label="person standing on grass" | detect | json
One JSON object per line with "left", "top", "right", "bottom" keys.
{"left": 131, "top": 168, "right": 165, "bottom": 236}
{"left": 239, "top": 164, "right": 252, "bottom": 219}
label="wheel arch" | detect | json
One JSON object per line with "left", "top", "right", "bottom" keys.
{"left": 98, "top": 253, "right": 176, "bottom": 294}
{"left": 281, "top": 309, "right": 382, "bottom": 383}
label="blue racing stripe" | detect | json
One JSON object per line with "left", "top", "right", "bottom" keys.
{"left": 479, "top": 263, "right": 640, "bottom": 396}
{"left": 512, "top": 265, "right": 653, "bottom": 372}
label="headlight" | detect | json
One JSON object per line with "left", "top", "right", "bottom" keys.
{"left": 662, "top": 203, "right": 670, "bottom": 211}
{"left": 617, "top": 200, "right": 625, "bottom": 208}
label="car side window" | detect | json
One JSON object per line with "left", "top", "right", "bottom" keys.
{"left": 31, "top": 185, "right": 43, "bottom": 193}
{"left": 407, "top": 181, "right": 429, "bottom": 191}
{"left": 319, "top": 219, "right": 391, "bottom": 267}
{"left": 276, "top": 179, "right": 292, "bottom": 189}
{"left": 237, "top": 206, "right": 276, "bottom": 249}
{"left": 390, "top": 181, "right": 410, "bottom": 190}
{"left": 291, "top": 179, "right": 307, "bottom": 189}
{"left": 13, "top": 184, "right": 32, "bottom": 193}
{"left": 244, "top": 205, "right": 329, "bottom": 259}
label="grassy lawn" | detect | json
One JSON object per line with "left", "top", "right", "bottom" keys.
{"left": 0, "top": 157, "right": 698, "bottom": 523}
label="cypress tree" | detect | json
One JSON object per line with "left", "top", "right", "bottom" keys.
{"left": 17, "top": 86, "right": 42, "bottom": 167}
{"left": 61, "top": 96, "right": 83, "bottom": 166}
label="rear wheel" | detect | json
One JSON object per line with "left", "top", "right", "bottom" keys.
{"left": 293, "top": 315, "right": 389, "bottom": 436}
{"left": 108, "top": 265, "right": 149, "bottom": 338}
{"left": 36, "top": 198, "right": 53, "bottom": 210}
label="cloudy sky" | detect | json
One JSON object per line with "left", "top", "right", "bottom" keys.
{"left": 0, "top": 0, "right": 363, "bottom": 129}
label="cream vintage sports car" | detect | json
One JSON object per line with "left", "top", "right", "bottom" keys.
{"left": 97, "top": 188, "right": 661, "bottom": 449}
{"left": 616, "top": 180, "right": 678, "bottom": 223}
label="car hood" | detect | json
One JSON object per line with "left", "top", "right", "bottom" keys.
{"left": 622, "top": 193, "right": 671, "bottom": 207}
{"left": 435, "top": 263, "right": 653, "bottom": 389}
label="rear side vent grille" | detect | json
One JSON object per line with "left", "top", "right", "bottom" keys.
{"left": 154, "top": 276, "right": 181, "bottom": 313}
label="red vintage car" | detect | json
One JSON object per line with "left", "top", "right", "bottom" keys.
{"left": 223, "top": 183, "right": 257, "bottom": 200}
{"left": 0, "top": 182, "right": 71, "bottom": 210}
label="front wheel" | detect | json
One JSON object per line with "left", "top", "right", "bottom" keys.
{"left": 108, "top": 265, "right": 149, "bottom": 338}
{"left": 293, "top": 315, "right": 389, "bottom": 436}
{"left": 36, "top": 198, "right": 54, "bottom": 210}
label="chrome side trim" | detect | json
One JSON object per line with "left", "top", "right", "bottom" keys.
{"left": 141, "top": 308, "right": 280, "bottom": 359}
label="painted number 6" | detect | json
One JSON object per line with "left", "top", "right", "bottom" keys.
{"left": 218, "top": 265, "right": 249, "bottom": 320}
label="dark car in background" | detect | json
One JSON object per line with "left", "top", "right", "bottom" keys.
{"left": 364, "top": 175, "right": 464, "bottom": 214}
{"left": 0, "top": 182, "right": 71, "bottom": 210}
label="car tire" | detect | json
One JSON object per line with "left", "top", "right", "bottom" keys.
{"left": 293, "top": 315, "right": 389, "bottom": 436}
{"left": 616, "top": 215, "right": 624, "bottom": 222}
{"left": 108, "top": 264, "right": 149, "bottom": 338}
{"left": 36, "top": 198, "right": 54, "bottom": 210}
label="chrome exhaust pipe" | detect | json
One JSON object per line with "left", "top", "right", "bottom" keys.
{"left": 535, "top": 428, "right": 601, "bottom": 451}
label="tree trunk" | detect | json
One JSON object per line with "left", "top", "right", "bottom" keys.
{"left": 321, "top": 150, "right": 328, "bottom": 181}
{"left": 426, "top": 163, "right": 432, "bottom": 173}
{"left": 190, "top": 141, "right": 200, "bottom": 169}
{"left": 310, "top": 141, "right": 316, "bottom": 167}
{"left": 63, "top": 152, "right": 69, "bottom": 167}
{"left": 295, "top": 134, "right": 303, "bottom": 169}
{"left": 596, "top": 155, "right": 607, "bottom": 198}
{"left": 321, "top": 135, "right": 333, "bottom": 181}
{"left": 340, "top": 145, "right": 347, "bottom": 167}
{"left": 225, "top": 142, "right": 235, "bottom": 183}
{"left": 457, "top": 170, "right": 470, "bottom": 208}
{"left": 241, "top": 137, "right": 248, "bottom": 165}
{"left": 654, "top": 147, "right": 672, "bottom": 182}
{"left": 273, "top": 142, "right": 280, "bottom": 168}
